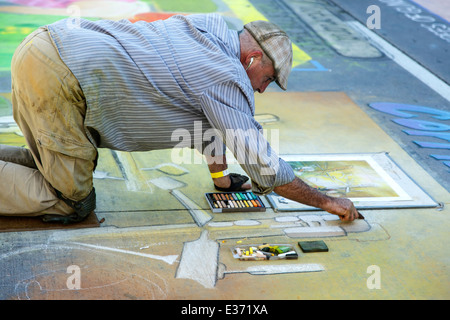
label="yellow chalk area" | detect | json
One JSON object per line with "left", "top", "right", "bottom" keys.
{"left": 222, "top": 0, "right": 311, "bottom": 67}
{"left": 0, "top": 26, "right": 35, "bottom": 36}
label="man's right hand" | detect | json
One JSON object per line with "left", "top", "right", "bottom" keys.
{"left": 325, "top": 197, "right": 363, "bottom": 221}
{"left": 274, "top": 177, "right": 363, "bottom": 221}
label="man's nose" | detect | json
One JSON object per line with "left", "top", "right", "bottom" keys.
{"left": 258, "top": 82, "right": 269, "bottom": 93}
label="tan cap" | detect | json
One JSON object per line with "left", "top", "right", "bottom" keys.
{"left": 244, "top": 20, "right": 293, "bottom": 90}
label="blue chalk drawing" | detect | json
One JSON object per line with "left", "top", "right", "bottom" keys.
{"left": 368, "top": 102, "right": 450, "bottom": 172}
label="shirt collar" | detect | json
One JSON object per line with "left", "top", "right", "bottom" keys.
{"left": 229, "top": 30, "right": 241, "bottom": 60}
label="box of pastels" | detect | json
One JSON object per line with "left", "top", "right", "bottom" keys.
{"left": 204, "top": 191, "right": 266, "bottom": 213}
{"left": 232, "top": 244, "right": 298, "bottom": 261}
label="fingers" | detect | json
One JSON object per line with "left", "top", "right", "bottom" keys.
{"left": 340, "top": 209, "right": 364, "bottom": 221}
{"left": 213, "top": 173, "right": 251, "bottom": 192}
{"left": 339, "top": 213, "right": 354, "bottom": 221}
{"left": 338, "top": 200, "right": 362, "bottom": 221}
{"left": 241, "top": 182, "right": 252, "bottom": 190}
{"left": 346, "top": 208, "right": 358, "bottom": 221}
{"left": 327, "top": 198, "right": 364, "bottom": 222}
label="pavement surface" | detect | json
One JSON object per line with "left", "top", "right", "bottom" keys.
{"left": 0, "top": 0, "right": 448, "bottom": 302}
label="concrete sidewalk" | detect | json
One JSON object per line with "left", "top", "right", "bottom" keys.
{"left": 0, "top": 0, "right": 448, "bottom": 300}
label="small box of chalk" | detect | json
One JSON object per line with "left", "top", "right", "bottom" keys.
{"left": 205, "top": 192, "right": 266, "bottom": 213}
{"left": 231, "top": 244, "right": 298, "bottom": 261}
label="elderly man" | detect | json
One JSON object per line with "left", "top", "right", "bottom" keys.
{"left": 0, "top": 14, "right": 361, "bottom": 223}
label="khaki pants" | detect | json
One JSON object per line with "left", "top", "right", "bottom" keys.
{"left": 0, "top": 27, "right": 97, "bottom": 217}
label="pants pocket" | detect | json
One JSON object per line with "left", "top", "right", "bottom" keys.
{"left": 37, "top": 129, "right": 97, "bottom": 161}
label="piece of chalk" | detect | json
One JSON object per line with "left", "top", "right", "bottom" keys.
{"left": 298, "top": 240, "right": 329, "bottom": 253}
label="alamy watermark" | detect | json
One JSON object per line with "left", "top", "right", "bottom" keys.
{"left": 66, "top": 5, "right": 81, "bottom": 30}
{"left": 367, "top": 5, "right": 382, "bottom": 29}
{"left": 366, "top": 265, "right": 381, "bottom": 289}
{"left": 374, "top": 0, "right": 450, "bottom": 43}
{"left": 170, "top": 121, "right": 281, "bottom": 176}
{"left": 66, "top": 265, "right": 81, "bottom": 290}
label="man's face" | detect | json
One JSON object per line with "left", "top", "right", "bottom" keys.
{"left": 247, "top": 58, "right": 276, "bottom": 93}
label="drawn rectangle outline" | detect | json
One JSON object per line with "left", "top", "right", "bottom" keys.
{"left": 267, "top": 153, "right": 438, "bottom": 211}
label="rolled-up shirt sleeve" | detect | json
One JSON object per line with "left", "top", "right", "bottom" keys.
{"left": 200, "top": 81, "right": 295, "bottom": 194}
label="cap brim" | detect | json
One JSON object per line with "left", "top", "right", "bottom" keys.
{"left": 275, "top": 56, "right": 291, "bottom": 91}
{"left": 276, "top": 79, "right": 287, "bottom": 91}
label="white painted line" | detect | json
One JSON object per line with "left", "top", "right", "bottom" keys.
{"left": 284, "top": 226, "right": 346, "bottom": 238}
{"left": 234, "top": 220, "right": 261, "bottom": 226}
{"left": 71, "top": 242, "right": 178, "bottom": 265}
{"left": 171, "top": 189, "right": 212, "bottom": 226}
{"left": 275, "top": 216, "right": 300, "bottom": 222}
{"left": 207, "top": 221, "right": 234, "bottom": 228}
{"left": 245, "top": 263, "right": 325, "bottom": 275}
{"left": 223, "top": 263, "right": 325, "bottom": 276}
{"left": 113, "top": 151, "right": 153, "bottom": 192}
{"left": 348, "top": 21, "right": 450, "bottom": 102}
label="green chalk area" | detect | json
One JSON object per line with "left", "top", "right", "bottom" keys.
{"left": 0, "top": 13, "right": 65, "bottom": 70}
{"left": 0, "top": 95, "right": 11, "bottom": 117}
{"left": 150, "top": 0, "right": 217, "bottom": 13}
{"left": 0, "top": 13, "right": 100, "bottom": 71}
{"left": 0, "top": 0, "right": 219, "bottom": 71}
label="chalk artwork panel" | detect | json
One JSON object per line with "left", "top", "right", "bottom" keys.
{"left": 267, "top": 153, "right": 438, "bottom": 211}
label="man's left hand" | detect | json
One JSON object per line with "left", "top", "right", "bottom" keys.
{"left": 214, "top": 173, "right": 251, "bottom": 191}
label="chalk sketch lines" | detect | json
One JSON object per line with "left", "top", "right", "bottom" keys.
{"left": 0, "top": 211, "right": 379, "bottom": 298}
{"left": 2, "top": 241, "right": 173, "bottom": 300}
{"left": 14, "top": 268, "right": 169, "bottom": 300}
{"left": 70, "top": 241, "right": 179, "bottom": 265}
{"left": 14, "top": 269, "right": 129, "bottom": 300}
{"left": 99, "top": 149, "right": 214, "bottom": 226}
{"left": 92, "top": 170, "right": 123, "bottom": 180}
{"left": 174, "top": 214, "right": 376, "bottom": 289}
{"left": 0, "top": 116, "right": 380, "bottom": 294}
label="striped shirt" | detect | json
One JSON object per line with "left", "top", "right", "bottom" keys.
{"left": 47, "top": 14, "right": 295, "bottom": 193}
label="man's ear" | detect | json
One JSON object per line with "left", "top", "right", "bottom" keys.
{"left": 243, "top": 51, "right": 263, "bottom": 71}
{"left": 246, "top": 51, "right": 263, "bottom": 65}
